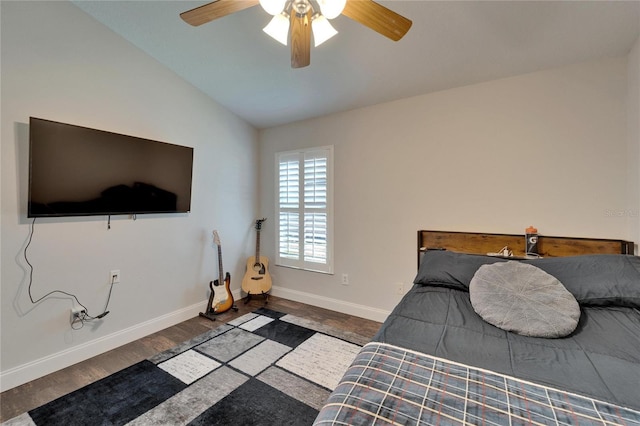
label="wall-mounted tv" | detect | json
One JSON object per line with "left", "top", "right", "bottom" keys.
{"left": 28, "top": 117, "right": 194, "bottom": 218}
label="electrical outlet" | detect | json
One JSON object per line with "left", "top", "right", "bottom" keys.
{"left": 341, "top": 273, "right": 349, "bottom": 285}
{"left": 70, "top": 306, "right": 86, "bottom": 323}
{"left": 395, "top": 282, "right": 404, "bottom": 295}
{"left": 110, "top": 269, "right": 121, "bottom": 284}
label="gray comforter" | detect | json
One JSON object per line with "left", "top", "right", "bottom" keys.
{"left": 374, "top": 282, "right": 640, "bottom": 412}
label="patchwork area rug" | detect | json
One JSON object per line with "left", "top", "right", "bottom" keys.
{"left": 3, "top": 308, "right": 367, "bottom": 426}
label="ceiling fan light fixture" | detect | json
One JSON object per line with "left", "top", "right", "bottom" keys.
{"left": 180, "top": 0, "right": 413, "bottom": 69}
{"left": 263, "top": 13, "right": 290, "bottom": 45}
{"left": 259, "top": 0, "right": 287, "bottom": 15}
{"left": 312, "top": 14, "right": 338, "bottom": 46}
{"left": 317, "top": 0, "right": 346, "bottom": 19}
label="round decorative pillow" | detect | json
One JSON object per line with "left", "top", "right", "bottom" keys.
{"left": 469, "top": 261, "right": 580, "bottom": 338}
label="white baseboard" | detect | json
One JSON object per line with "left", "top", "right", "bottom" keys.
{"left": 0, "top": 298, "right": 214, "bottom": 392}
{"left": 270, "top": 285, "right": 391, "bottom": 323}
{"left": 0, "top": 288, "right": 387, "bottom": 392}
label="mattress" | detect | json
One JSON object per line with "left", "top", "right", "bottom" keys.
{"left": 373, "top": 284, "right": 640, "bottom": 412}
{"left": 315, "top": 250, "right": 640, "bottom": 425}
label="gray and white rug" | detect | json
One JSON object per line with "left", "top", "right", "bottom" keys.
{"left": 4, "top": 308, "right": 366, "bottom": 426}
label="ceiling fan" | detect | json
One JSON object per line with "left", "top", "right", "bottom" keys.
{"left": 180, "top": 0, "right": 412, "bottom": 69}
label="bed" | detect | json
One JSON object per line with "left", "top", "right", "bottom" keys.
{"left": 315, "top": 230, "right": 640, "bottom": 425}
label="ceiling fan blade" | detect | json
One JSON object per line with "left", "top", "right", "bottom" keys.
{"left": 180, "top": 0, "right": 259, "bottom": 27}
{"left": 290, "top": 12, "right": 311, "bottom": 68}
{"left": 342, "top": 0, "right": 412, "bottom": 41}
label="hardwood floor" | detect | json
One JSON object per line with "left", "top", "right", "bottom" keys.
{"left": 0, "top": 296, "right": 382, "bottom": 422}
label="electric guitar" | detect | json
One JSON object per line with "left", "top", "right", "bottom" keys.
{"left": 241, "top": 218, "right": 272, "bottom": 296}
{"left": 200, "top": 230, "right": 236, "bottom": 320}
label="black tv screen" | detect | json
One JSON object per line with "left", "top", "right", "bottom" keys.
{"left": 28, "top": 117, "right": 193, "bottom": 218}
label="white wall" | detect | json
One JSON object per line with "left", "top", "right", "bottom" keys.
{"left": 2, "top": 1, "right": 636, "bottom": 393}
{"left": 259, "top": 56, "right": 633, "bottom": 318}
{"left": 1, "top": 1, "right": 258, "bottom": 390}
{"left": 627, "top": 36, "right": 640, "bottom": 253}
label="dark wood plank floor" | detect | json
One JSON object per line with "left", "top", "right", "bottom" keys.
{"left": 0, "top": 296, "right": 382, "bottom": 422}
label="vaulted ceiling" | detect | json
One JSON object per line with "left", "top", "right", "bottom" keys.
{"left": 73, "top": 1, "right": 640, "bottom": 129}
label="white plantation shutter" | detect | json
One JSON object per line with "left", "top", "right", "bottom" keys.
{"left": 276, "top": 146, "right": 333, "bottom": 273}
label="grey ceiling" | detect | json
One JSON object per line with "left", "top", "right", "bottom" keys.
{"left": 72, "top": 1, "right": 640, "bottom": 129}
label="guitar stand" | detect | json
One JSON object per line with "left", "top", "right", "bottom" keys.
{"left": 244, "top": 291, "right": 269, "bottom": 305}
{"left": 199, "top": 311, "right": 217, "bottom": 322}
{"left": 199, "top": 303, "right": 239, "bottom": 322}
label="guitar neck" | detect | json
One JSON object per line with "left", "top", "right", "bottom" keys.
{"left": 253, "top": 218, "right": 266, "bottom": 263}
{"left": 218, "top": 244, "right": 224, "bottom": 283}
{"left": 255, "top": 230, "right": 261, "bottom": 261}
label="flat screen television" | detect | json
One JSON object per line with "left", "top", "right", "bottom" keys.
{"left": 28, "top": 117, "right": 194, "bottom": 218}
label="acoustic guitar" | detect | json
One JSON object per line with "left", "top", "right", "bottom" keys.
{"left": 199, "top": 230, "right": 237, "bottom": 321}
{"left": 241, "top": 218, "right": 272, "bottom": 298}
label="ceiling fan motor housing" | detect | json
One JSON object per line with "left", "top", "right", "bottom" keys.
{"left": 292, "top": 0, "right": 313, "bottom": 16}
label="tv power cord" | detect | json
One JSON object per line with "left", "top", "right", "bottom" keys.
{"left": 24, "top": 218, "right": 113, "bottom": 329}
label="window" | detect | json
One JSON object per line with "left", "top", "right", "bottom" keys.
{"left": 276, "top": 146, "right": 333, "bottom": 274}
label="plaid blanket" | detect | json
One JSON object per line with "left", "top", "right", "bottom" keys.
{"left": 314, "top": 342, "right": 640, "bottom": 426}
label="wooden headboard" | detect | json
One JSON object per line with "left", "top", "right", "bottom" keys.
{"left": 418, "top": 230, "right": 634, "bottom": 267}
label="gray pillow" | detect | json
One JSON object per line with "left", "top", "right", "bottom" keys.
{"left": 415, "top": 250, "right": 640, "bottom": 308}
{"left": 414, "top": 250, "right": 506, "bottom": 290}
{"left": 527, "top": 254, "right": 640, "bottom": 307}
{"left": 469, "top": 261, "right": 581, "bottom": 338}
